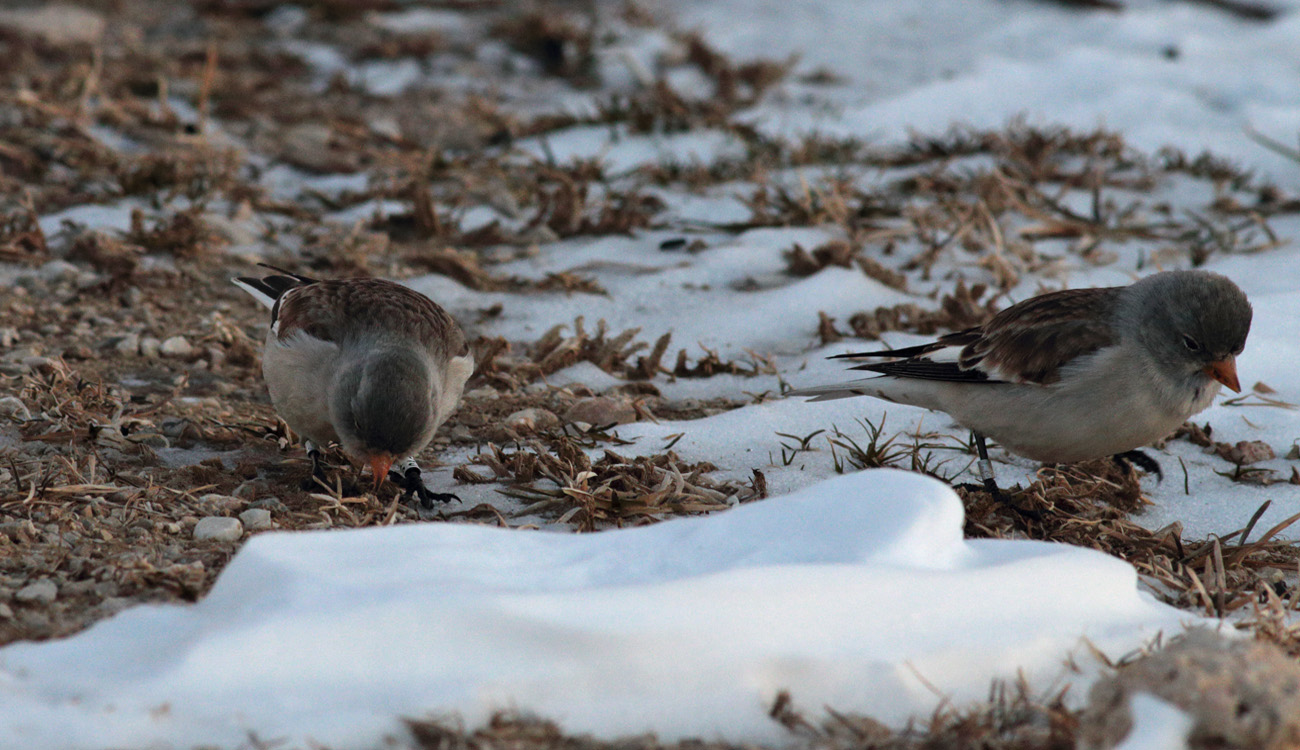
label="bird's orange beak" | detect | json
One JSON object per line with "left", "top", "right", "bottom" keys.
{"left": 1204, "top": 357, "right": 1241, "bottom": 393}
{"left": 368, "top": 453, "right": 394, "bottom": 493}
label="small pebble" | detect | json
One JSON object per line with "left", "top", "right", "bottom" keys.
{"left": 114, "top": 333, "right": 140, "bottom": 355}
{"left": 0, "top": 520, "right": 37, "bottom": 542}
{"left": 565, "top": 397, "right": 637, "bottom": 427}
{"left": 160, "top": 336, "right": 194, "bottom": 358}
{"left": 239, "top": 508, "right": 273, "bottom": 531}
{"left": 127, "top": 433, "right": 169, "bottom": 449}
{"left": 21, "top": 356, "right": 58, "bottom": 375}
{"left": 139, "top": 337, "right": 162, "bottom": 358}
{"left": 1217, "top": 440, "right": 1275, "bottom": 466}
{"left": 0, "top": 327, "right": 17, "bottom": 347}
{"left": 232, "top": 481, "right": 258, "bottom": 500}
{"left": 37, "top": 259, "right": 79, "bottom": 282}
{"left": 504, "top": 407, "right": 560, "bottom": 433}
{"left": 0, "top": 602, "right": 12, "bottom": 620}
{"left": 160, "top": 418, "right": 201, "bottom": 439}
{"left": 249, "top": 496, "right": 289, "bottom": 514}
{"left": 0, "top": 396, "right": 31, "bottom": 421}
{"left": 193, "top": 516, "right": 243, "bottom": 542}
{"left": 199, "top": 494, "right": 242, "bottom": 513}
{"left": 95, "top": 429, "right": 130, "bottom": 449}
{"left": 15, "top": 579, "right": 57, "bottom": 604}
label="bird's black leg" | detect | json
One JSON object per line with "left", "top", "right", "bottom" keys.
{"left": 973, "top": 432, "right": 1002, "bottom": 499}
{"left": 954, "top": 432, "right": 1005, "bottom": 497}
{"left": 301, "top": 440, "right": 330, "bottom": 490}
{"left": 389, "top": 457, "right": 459, "bottom": 513}
{"left": 954, "top": 432, "right": 1041, "bottom": 521}
{"left": 1113, "top": 450, "right": 1164, "bottom": 482}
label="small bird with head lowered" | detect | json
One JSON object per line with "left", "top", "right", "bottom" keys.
{"left": 233, "top": 265, "right": 474, "bottom": 508}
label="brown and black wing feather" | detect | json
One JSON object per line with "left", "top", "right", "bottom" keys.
{"left": 276, "top": 278, "right": 465, "bottom": 358}
{"left": 234, "top": 264, "right": 321, "bottom": 325}
{"left": 826, "top": 286, "right": 1122, "bottom": 385}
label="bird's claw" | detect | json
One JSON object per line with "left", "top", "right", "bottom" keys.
{"left": 388, "top": 465, "right": 459, "bottom": 515}
{"left": 1113, "top": 450, "right": 1164, "bottom": 482}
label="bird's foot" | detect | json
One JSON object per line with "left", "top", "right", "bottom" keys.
{"left": 388, "top": 462, "right": 459, "bottom": 517}
{"left": 954, "top": 478, "right": 1042, "bottom": 522}
{"left": 1113, "top": 450, "right": 1163, "bottom": 482}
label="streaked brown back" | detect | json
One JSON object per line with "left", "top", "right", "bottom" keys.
{"left": 277, "top": 278, "right": 466, "bottom": 358}
{"left": 961, "top": 286, "right": 1121, "bottom": 384}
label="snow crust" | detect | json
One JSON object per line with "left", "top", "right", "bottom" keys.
{"left": 0, "top": 471, "right": 1195, "bottom": 747}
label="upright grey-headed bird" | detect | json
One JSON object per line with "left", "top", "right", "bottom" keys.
{"left": 790, "top": 270, "right": 1252, "bottom": 496}
{"left": 234, "top": 265, "right": 473, "bottom": 505}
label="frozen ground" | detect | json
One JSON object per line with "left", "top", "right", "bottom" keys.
{"left": 2, "top": 0, "right": 1300, "bottom": 748}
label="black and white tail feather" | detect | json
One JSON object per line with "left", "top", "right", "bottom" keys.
{"left": 788, "top": 339, "right": 993, "bottom": 402}
{"left": 230, "top": 264, "right": 318, "bottom": 328}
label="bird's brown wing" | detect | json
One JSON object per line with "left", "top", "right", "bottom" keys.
{"left": 955, "top": 286, "right": 1123, "bottom": 384}
{"left": 838, "top": 286, "right": 1123, "bottom": 385}
{"left": 276, "top": 278, "right": 467, "bottom": 358}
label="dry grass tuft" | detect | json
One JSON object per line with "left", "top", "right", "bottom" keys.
{"left": 461, "top": 439, "right": 765, "bottom": 531}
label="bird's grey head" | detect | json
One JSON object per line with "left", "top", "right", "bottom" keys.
{"left": 329, "top": 345, "right": 436, "bottom": 459}
{"left": 1125, "top": 270, "right": 1252, "bottom": 390}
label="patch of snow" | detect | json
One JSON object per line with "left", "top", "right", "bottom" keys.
{"left": 0, "top": 470, "right": 1200, "bottom": 748}
{"left": 1114, "top": 693, "right": 1195, "bottom": 750}
{"left": 367, "top": 8, "right": 470, "bottom": 35}
{"left": 37, "top": 202, "right": 140, "bottom": 239}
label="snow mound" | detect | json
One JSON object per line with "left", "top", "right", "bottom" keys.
{"left": 0, "top": 469, "right": 1198, "bottom": 748}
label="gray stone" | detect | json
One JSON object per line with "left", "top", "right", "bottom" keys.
{"left": 95, "top": 429, "right": 129, "bottom": 449}
{"left": 504, "top": 407, "right": 560, "bottom": 433}
{"left": 21, "top": 356, "right": 59, "bottom": 375}
{"left": 0, "top": 520, "right": 37, "bottom": 542}
{"left": 264, "top": 4, "right": 307, "bottom": 35}
{"left": 127, "top": 432, "right": 169, "bottom": 449}
{"left": 564, "top": 397, "right": 638, "bottom": 427}
{"left": 193, "top": 516, "right": 243, "bottom": 542}
{"left": 239, "top": 508, "right": 273, "bottom": 531}
{"left": 232, "top": 481, "right": 261, "bottom": 500}
{"left": 160, "top": 336, "right": 194, "bottom": 359}
{"left": 139, "top": 337, "right": 162, "bottom": 359}
{"left": 114, "top": 332, "right": 141, "bottom": 355}
{"left": 14, "top": 579, "right": 57, "bottom": 604}
{"left": 0, "top": 396, "right": 31, "bottom": 421}
{"left": 0, "top": 602, "right": 12, "bottom": 620}
{"left": 249, "top": 496, "right": 290, "bottom": 514}
{"left": 199, "top": 493, "right": 242, "bottom": 513}
{"left": 36, "top": 260, "right": 79, "bottom": 283}
{"left": 0, "top": 5, "right": 106, "bottom": 45}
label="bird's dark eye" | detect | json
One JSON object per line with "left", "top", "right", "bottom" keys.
{"left": 1182, "top": 335, "right": 1201, "bottom": 352}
